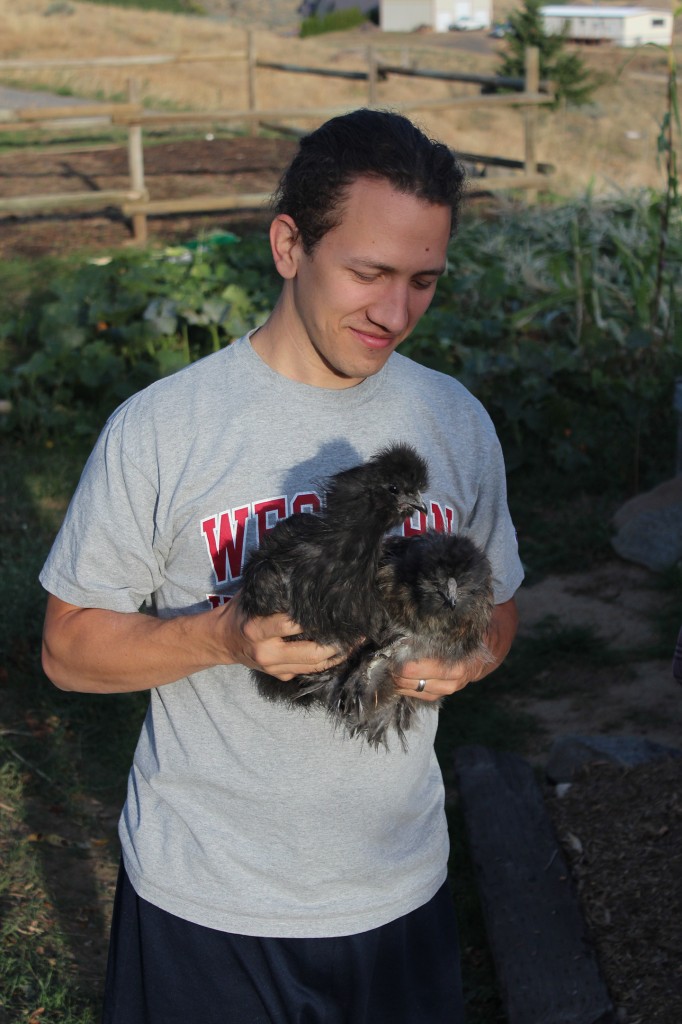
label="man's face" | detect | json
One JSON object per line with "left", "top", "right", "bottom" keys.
{"left": 275, "top": 176, "right": 451, "bottom": 388}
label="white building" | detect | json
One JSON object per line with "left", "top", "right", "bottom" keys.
{"left": 380, "top": 0, "right": 492, "bottom": 33}
{"left": 540, "top": 6, "right": 673, "bottom": 46}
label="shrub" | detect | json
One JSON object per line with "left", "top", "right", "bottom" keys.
{"left": 300, "top": 7, "right": 368, "bottom": 37}
{"left": 2, "top": 194, "right": 679, "bottom": 493}
{"left": 0, "top": 234, "right": 279, "bottom": 439}
{"left": 498, "top": 0, "right": 599, "bottom": 107}
{"left": 403, "top": 192, "right": 681, "bottom": 491}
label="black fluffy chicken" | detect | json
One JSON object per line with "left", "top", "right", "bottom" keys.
{"left": 321, "top": 530, "right": 495, "bottom": 749}
{"left": 238, "top": 443, "right": 429, "bottom": 705}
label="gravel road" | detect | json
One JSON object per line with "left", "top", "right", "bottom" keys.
{"left": 0, "top": 85, "right": 96, "bottom": 110}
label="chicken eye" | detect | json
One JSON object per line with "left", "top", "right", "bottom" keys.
{"left": 387, "top": 484, "right": 400, "bottom": 494}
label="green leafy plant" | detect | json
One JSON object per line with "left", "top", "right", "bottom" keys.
{"left": 2, "top": 194, "right": 679, "bottom": 491}
{"left": 1, "top": 234, "right": 279, "bottom": 439}
{"left": 403, "top": 192, "right": 681, "bottom": 491}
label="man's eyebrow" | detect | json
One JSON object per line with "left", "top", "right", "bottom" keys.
{"left": 350, "top": 258, "right": 446, "bottom": 277}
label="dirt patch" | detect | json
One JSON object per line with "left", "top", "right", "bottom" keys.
{"left": 0, "top": 781, "right": 122, "bottom": 1015}
{"left": 0, "top": 137, "right": 297, "bottom": 259}
{"left": 515, "top": 560, "right": 682, "bottom": 1022}
{"left": 547, "top": 757, "right": 682, "bottom": 1024}
{"left": 22, "top": 795, "right": 119, "bottom": 992}
{"left": 516, "top": 562, "right": 667, "bottom": 650}
{"left": 515, "top": 562, "right": 682, "bottom": 760}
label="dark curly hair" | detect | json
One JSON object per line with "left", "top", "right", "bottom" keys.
{"left": 272, "top": 108, "right": 467, "bottom": 253}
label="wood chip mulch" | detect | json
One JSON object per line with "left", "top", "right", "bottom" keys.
{"left": 546, "top": 757, "right": 682, "bottom": 1024}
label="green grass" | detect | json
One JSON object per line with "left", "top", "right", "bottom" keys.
{"left": 0, "top": 764, "right": 98, "bottom": 1024}
{"left": 0, "top": 128, "right": 130, "bottom": 154}
{"left": 0, "top": 437, "right": 147, "bottom": 796}
{"left": 0, "top": 436, "right": 147, "bottom": 1021}
{"left": 300, "top": 7, "right": 369, "bottom": 36}
{"left": 508, "top": 479, "right": 619, "bottom": 584}
{"left": 0, "top": 124, "right": 247, "bottom": 156}
{"left": 79, "top": 0, "right": 204, "bottom": 11}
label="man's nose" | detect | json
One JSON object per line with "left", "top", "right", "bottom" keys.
{"left": 366, "top": 281, "right": 411, "bottom": 335}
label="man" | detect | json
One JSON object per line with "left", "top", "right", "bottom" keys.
{"left": 40, "top": 109, "right": 523, "bottom": 1023}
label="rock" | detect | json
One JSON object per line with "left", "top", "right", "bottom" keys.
{"left": 611, "top": 476, "right": 682, "bottom": 572}
{"left": 546, "top": 733, "right": 682, "bottom": 784}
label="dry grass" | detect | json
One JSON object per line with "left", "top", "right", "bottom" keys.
{"left": 0, "top": 0, "right": 680, "bottom": 196}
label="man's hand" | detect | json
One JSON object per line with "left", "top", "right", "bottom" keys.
{"left": 221, "top": 596, "right": 345, "bottom": 681}
{"left": 392, "top": 597, "right": 519, "bottom": 701}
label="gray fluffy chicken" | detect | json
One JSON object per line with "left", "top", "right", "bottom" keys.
{"left": 238, "top": 443, "right": 429, "bottom": 705}
{"left": 327, "top": 530, "right": 495, "bottom": 749}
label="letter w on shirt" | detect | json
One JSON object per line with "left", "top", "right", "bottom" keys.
{"left": 200, "top": 506, "right": 250, "bottom": 584}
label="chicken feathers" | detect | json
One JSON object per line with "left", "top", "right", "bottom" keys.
{"left": 238, "top": 443, "right": 429, "bottom": 705}
{"left": 240, "top": 448, "right": 494, "bottom": 751}
{"left": 332, "top": 531, "right": 495, "bottom": 749}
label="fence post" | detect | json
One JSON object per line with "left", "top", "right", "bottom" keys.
{"left": 127, "top": 77, "right": 147, "bottom": 245}
{"left": 523, "top": 46, "right": 539, "bottom": 204}
{"left": 367, "top": 46, "right": 378, "bottom": 106}
{"left": 247, "top": 29, "right": 257, "bottom": 136}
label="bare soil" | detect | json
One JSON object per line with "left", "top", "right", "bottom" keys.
{"left": 515, "top": 562, "right": 682, "bottom": 757}
{"left": 517, "top": 562, "right": 682, "bottom": 1023}
{"left": 2, "top": 135, "right": 681, "bottom": 1022}
{"left": 0, "top": 137, "right": 298, "bottom": 259}
{"left": 548, "top": 757, "right": 682, "bottom": 1024}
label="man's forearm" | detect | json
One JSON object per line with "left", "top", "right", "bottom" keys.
{"left": 41, "top": 596, "right": 238, "bottom": 694}
{"left": 478, "top": 596, "right": 519, "bottom": 681}
{"left": 41, "top": 594, "right": 344, "bottom": 695}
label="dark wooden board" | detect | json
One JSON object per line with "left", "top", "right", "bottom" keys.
{"left": 453, "top": 744, "right": 615, "bottom": 1024}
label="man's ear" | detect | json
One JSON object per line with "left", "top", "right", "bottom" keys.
{"left": 270, "top": 214, "right": 303, "bottom": 280}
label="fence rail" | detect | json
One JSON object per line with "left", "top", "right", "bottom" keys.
{"left": 0, "top": 39, "right": 553, "bottom": 243}
{"left": 0, "top": 53, "right": 244, "bottom": 70}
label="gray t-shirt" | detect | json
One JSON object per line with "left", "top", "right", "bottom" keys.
{"left": 40, "top": 332, "right": 524, "bottom": 938}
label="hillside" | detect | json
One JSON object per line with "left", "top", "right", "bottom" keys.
{"left": 0, "top": 0, "right": 680, "bottom": 197}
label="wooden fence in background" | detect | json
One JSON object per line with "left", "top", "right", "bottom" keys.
{"left": 0, "top": 39, "right": 554, "bottom": 244}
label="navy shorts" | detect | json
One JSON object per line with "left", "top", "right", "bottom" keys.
{"left": 102, "top": 863, "right": 464, "bottom": 1024}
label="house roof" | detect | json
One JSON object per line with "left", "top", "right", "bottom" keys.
{"left": 540, "top": 5, "right": 670, "bottom": 17}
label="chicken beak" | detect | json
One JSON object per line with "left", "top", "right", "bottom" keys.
{"left": 414, "top": 495, "right": 428, "bottom": 515}
{"left": 400, "top": 492, "right": 427, "bottom": 517}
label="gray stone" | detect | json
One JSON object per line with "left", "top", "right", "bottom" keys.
{"left": 611, "top": 477, "right": 682, "bottom": 572}
{"left": 545, "top": 733, "right": 682, "bottom": 784}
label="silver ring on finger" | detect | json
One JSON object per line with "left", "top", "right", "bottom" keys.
{"left": 416, "top": 678, "right": 427, "bottom": 693}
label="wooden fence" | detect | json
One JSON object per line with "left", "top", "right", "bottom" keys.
{"left": 0, "top": 40, "right": 554, "bottom": 244}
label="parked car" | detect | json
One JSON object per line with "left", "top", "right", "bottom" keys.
{"left": 489, "top": 21, "right": 511, "bottom": 37}
{"left": 450, "top": 15, "right": 488, "bottom": 31}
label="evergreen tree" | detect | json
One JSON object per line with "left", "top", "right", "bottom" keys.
{"left": 499, "top": 0, "right": 597, "bottom": 107}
